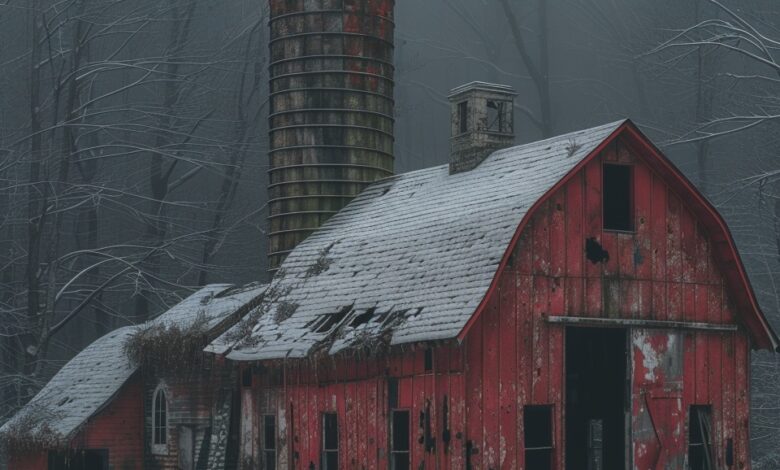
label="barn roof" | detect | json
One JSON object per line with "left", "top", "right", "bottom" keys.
{"left": 216, "top": 121, "right": 623, "bottom": 360}
{"left": 0, "top": 283, "right": 266, "bottom": 446}
{"left": 215, "top": 119, "right": 778, "bottom": 360}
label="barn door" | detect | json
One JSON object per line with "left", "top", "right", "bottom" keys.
{"left": 631, "top": 330, "right": 685, "bottom": 469}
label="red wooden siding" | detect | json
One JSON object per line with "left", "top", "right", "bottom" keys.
{"left": 245, "top": 138, "right": 754, "bottom": 469}
{"left": 8, "top": 378, "right": 144, "bottom": 470}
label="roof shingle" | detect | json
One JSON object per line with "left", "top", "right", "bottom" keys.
{"left": 218, "top": 121, "right": 626, "bottom": 361}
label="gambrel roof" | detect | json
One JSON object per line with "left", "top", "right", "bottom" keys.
{"left": 0, "top": 283, "right": 266, "bottom": 445}
{"left": 215, "top": 120, "right": 778, "bottom": 361}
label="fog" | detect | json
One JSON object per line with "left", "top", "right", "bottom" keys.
{"left": 1, "top": 0, "right": 779, "bottom": 465}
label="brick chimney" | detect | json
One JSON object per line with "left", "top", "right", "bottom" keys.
{"left": 449, "top": 82, "right": 516, "bottom": 174}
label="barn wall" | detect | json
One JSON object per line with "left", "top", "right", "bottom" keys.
{"left": 143, "top": 359, "right": 237, "bottom": 470}
{"left": 249, "top": 345, "right": 469, "bottom": 470}
{"left": 245, "top": 138, "right": 753, "bottom": 469}
{"left": 7, "top": 378, "right": 144, "bottom": 470}
{"left": 7, "top": 452, "right": 47, "bottom": 470}
{"left": 458, "top": 138, "right": 751, "bottom": 468}
{"left": 73, "top": 377, "right": 145, "bottom": 469}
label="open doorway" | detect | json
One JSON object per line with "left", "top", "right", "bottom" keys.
{"left": 566, "top": 328, "right": 627, "bottom": 470}
{"left": 48, "top": 449, "right": 108, "bottom": 470}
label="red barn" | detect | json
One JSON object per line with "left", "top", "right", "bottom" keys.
{"left": 1, "top": 283, "right": 265, "bottom": 470}
{"left": 212, "top": 83, "right": 779, "bottom": 469}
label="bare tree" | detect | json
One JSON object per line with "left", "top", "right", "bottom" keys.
{"left": 646, "top": 1, "right": 780, "bottom": 465}
{"left": 0, "top": 0, "right": 268, "bottom": 420}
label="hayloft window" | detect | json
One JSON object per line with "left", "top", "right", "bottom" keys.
{"left": 391, "top": 410, "right": 410, "bottom": 470}
{"left": 152, "top": 386, "right": 168, "bottom": 453}
{"left": 458, "top": 101, "right": 468, "bottom": 134}
{"left": 688, "top": 406, "right": 713, "bottom": 470}
{"left": 322, "top": 413, "right": 339, "bottom": 470}
{"left": 524, "top": 405, "right": 553, "bottom": 470}
{"left": 424, "top": 348, "right": 434, "bottom": 372}
{"left": 603, "top": 164, "right": 633, "bottom": 231}
{"left": 261, "top": 414, "right": 277, "bottom": 469}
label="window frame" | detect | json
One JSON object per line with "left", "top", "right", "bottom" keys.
{"left": 261, "top": 413, "right": 277, "bottom": 469}
{"left": 321, "top": 412, "right": 339, "bottom": 470}
{"left": 151, "top": 383, "right": 169, "bottom": 455}
{"left": 602, "top": 162, "right": 635, "bottom": 233}
{"left": 523, "top": 405, "right": 554, "bottom": 470}
{"left": 390, "top": 409, "right": 411, "bottom": 470}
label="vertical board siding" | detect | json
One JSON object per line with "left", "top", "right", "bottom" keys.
{"left": 246, "top": 140, "right": 751, "bottom": 469}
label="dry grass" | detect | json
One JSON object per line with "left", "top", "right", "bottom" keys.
{"left": 0, "top": 404, "right": 64, "bottom": 453}
{"left": 123, "top": 314, "right": 210, "bottom": 374}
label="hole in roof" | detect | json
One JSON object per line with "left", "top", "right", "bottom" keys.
{"left": 312, "top": 306, "right": 352, "bottom": 334}
{"left": 350, "top": 308, "right": 376, "bottom": 328}
{"left": 58, "top": 397, "right": 69, "bottom": 407}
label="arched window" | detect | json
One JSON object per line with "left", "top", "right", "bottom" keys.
{"left": 152, "top": 385, "right": 168, "bottom": 452}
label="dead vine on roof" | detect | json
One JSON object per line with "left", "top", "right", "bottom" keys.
{"left": 0, "top": 404, "right": 64, "bottom": 453}
{"left": 124, "top": 314, "right": 210, "bottom": 374}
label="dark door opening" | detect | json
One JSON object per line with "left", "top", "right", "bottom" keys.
{"left": 48, "top": 449, "right": 108, "bottom": 470}
{"left": 566, "top": 328, "right": 626, "bottom": 470}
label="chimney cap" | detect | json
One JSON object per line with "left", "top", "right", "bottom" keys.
{"left": 448, "top": 81, "right": 518, "bottom": 99}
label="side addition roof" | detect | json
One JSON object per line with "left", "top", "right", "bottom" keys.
{"left": 216, "top": 120, "right": 778, "bottom": 359}
{"left": 0, "top": 283, "right": 266, "bottom": 444}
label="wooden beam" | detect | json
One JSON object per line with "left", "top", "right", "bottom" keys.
{"left": 546, "top": 315, "right": 738, "bottom": 332}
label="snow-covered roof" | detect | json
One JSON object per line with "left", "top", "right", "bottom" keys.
{"left": 0, "top": 283, "right": 266, "bottom": 444}
{"left": 217, "top": 121, "right": 626, "bottom": 361}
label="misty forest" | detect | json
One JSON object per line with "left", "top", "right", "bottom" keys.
{"left": 1, "top": 0, "right": 780, "bottom": 466}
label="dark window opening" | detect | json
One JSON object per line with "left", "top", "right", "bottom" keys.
{"left": 388, "top": 378, "right": 399, "bottom": 409}
{"left": 322, "top": 413, "right": 339, "bottom": 470}
{"left": 524, "top": 405, "right": 553, "bottom": 470}
{"left": 391, "top": 410, "right": 410, "bottom": 470}
{"left": 603, "top": 164, "right": 633, "bottom": 231}
{"left": 350, "top": 308, "right": 375, "bottom": 328}
{"left": 153, "top": 387, "right": 167, "bottom": 446}
{"left": 689, "top": 406, "right": 713, "bottom": 470}
{"left": 487, "top": 100, "right": 507, "bottom": 133}
{"left": 48, "top": 449, "right": 109, "bottom": 470}
{"left": 262, "top": 414, "right": 277, "bottom": 469}
{"left": 242, "top": 368, "right": 252, "bottom": 388}
{"left": 565, "top": 328, "right": 626, "bottom": 470}
{"left": 458, "top": 101, "right": 468, "bottom": 134}
{"left": 424, "top": 348, "right": 434, "bottom": 372}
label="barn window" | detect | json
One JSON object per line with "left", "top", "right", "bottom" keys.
{"left": 391, "top": 410, "right": 410, "bottom": 470}
{"left": 603, "top": 164, "right": 633, "bottom": 231}
{"left": 261, "top": 414, "right": 277, "bottom": 469}
{"left": 424, "top": 348, "right": 434, "bottom": 372}
{"left": 524, "top": 405, "right": 553, "bottom": 470}
{"left": 152, "top": 385, "right": 168, "bottom": 453}
{"left": 458, "top": 101, "right": 468, "bottom": 134}
{"left": 688, "top": 406, "right": 713, "bottom": 470}
{"left": 322, "top": 413, "right": 339, "bottom": 470}
{"left": 242, "top": 367, "right": 252, "bottom": 388}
